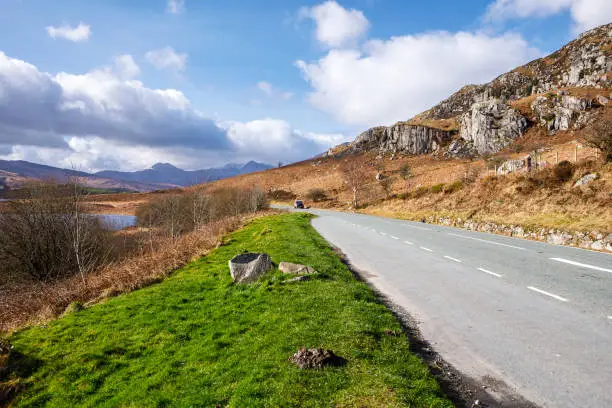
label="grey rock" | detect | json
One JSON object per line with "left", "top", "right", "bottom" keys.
{"left": 289, "top": 348, "right": 345, "bottom": 369}
{"left": 284, "top": 274, "right": 317, "bottom": 283}
{"left": 574, "top": 173, "right": 599, "bottom": 187}
{"left": 459, "top": 100, "right": 528, "bottom": 155}
{"left": 531, "top": 94, "right": 593, "bottom": 134}
{"left": 445, "top": 139, "right": 476, "bottom": 158}
{"left": 351, "top": 124, "right": 452, "bottom": 155}
{"left": 497, "top": 159, "right": 527, "bottom": 175}
{"left": 596, "top": 95, "right": 609, "bottom": 106}
{"left": 591, "top": 240, "right": 605, "bottom": 251}
{"left": 228, "top": 253, "right": 273, "bottom": 283}
{"left": 278, "top": 262, "right": 317, "bottom": 275}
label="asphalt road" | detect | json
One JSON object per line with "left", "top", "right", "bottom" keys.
{"left": 276, "top": 205, "right": 612, "bottom": 408}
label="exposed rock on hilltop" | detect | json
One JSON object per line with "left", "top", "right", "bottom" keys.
{"left": 351, "top": 124, "right": 453, "bottom": 155}
{"left": 458, "top": 100, "right": 528, "bottom": 155}
{"left": 347, "top": 23, "right": 611, "bottom": 158}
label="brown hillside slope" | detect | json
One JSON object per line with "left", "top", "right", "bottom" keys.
{"left": 193, "top": 25, "right": 611, "bottom": 251}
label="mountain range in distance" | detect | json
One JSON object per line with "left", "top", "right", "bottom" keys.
{"left": 0, "top": 160, "right": 273, "bottom": 193}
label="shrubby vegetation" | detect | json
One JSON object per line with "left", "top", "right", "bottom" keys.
{"left": 0, "top": 183, "right": 268, "bottom": 332}
{"left": 136, "top": 187, "right": 267, "bottom": 239}
{"left": 305, "top": 188, "right": 327, "bottom": 202}
{"left": 0, "top": 183, "right": 114, "bottom": 284}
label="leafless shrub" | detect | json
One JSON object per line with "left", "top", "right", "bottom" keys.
{"left": 136, "top": 186, "right": 267, "bottom": 238}
{"left": 342, "top": 160, "right": 369, "bottom": 208}
{"left": 0, "top": 182, "right": 114, "bottom": 283}
{"left": 583, "top": 117, "right": 612, "bottom": 162}
{"left": 267, "top": 189, "right": 296, "bottom": 201}
{"left": 306, "top": 188, "right": 327, "bottom": 202}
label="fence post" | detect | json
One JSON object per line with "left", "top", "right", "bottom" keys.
{"left": 574, "top": 145, "right": 578, "bottom": 163}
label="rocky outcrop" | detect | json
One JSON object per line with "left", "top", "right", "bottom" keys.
{"left": 228, "top": 253, "right": 273, "bottom": 283}
{"left": 350, "top": 123, "right": 452, "bottom": 155}
{"left": 531, "top": 93, "right": 596, "bottom": 134}
{"left": 497, "top": 158, "right": 527, "bottom": 175}
{"left": 338, "top": 23, "right": 611, "bottom": 158}
{"left": 459, "top": 101, "right": 528, "bottom": 155}
{"left": 445, "top": 139, "right": 477, "bottom": 158}
{"left": 574, "top": 173, "right": 599, "bottom": 187}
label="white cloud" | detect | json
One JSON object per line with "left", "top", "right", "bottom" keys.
{"left": 167, "top": 0, "right": 185, "bottom": 14}
{"left": 225, "top": 118, "right": 345, "bottom": 164}
{"left": 257, "top": 81, "right": 273, "bottom": 95}
{"left": 145, "top": 47, "right": 188, "bottom": 71}
{"left": 113, "top": 55, "right": 140, "bottom": 79}
{"left": 0, "top": 52, "right": 338, "bottom": 170}
{"left": 0, "top": 51, "right": 226, "bottom": 150}
{"left": 485, "top": 0, "right": 612, "bottom": 33}
{"left": 256, "top": 81, "right": 294, "bottom": 100}
{"left": 296, "top": 31, "right": 540, "bottom": 126}
{"left": 299, "top": 1, "right": 370, "bottom": 48}
{"left": 46, "top": 23, "right": 91, "bottom": 42}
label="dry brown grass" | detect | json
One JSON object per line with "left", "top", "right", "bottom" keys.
{"left": 0, "top": 211, "right": 273, "bottom": 333}
{"left": 363, "top": 160, "right": 611, "bottom": 232}
{"left": 398, "top": 117, "right": 460, "bottom": 132}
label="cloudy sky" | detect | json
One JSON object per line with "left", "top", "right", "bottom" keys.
{"left": 0, "top": 0, "right": 610, "bottom": 171}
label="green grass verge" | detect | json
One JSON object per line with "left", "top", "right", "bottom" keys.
{"left": 6, "top": 213, "right": 452, "bottom": 407}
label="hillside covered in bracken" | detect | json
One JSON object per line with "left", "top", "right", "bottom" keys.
{"left": 198, "top": 23, "right": 612, "bottom": 251}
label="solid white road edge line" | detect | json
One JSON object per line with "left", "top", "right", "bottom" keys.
{"left": 444, "top": 256, "right": 462, "bottom": 263}
{"left": 550, "top": 258, "right": 612, "bottom": 274}
{"left": 478, "top": 268, "right": 502, "bottom": 278}
{"left": 527, "top": 286, "right": 569, "bottom": 302}
{"left": 420, "top": 247, "right": 433, "bottom": 252}
{"left": 448, "top": 233, "right": 526, "bottom": 250}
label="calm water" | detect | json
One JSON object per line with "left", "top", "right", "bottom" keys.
{"left": 94, "top": 214, "right": 137, "bottom": 231}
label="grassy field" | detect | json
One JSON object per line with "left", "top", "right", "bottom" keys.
{"left": 4, "top": 213, "right": 451, "bottom": 407}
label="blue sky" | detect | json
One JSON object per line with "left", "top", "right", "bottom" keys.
{"left": 0, "top": 0, "right": 610, "bottom": 171}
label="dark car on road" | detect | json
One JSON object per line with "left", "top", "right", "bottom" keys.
{"left": 294, "top": 199, "right": 304, "bottom": 209}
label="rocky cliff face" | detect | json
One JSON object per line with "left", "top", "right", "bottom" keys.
{"left": 458, "top": 100, "right": 528, "bottom": 155}
{"left": 343, "top": 23, "right": 611, "bottom": 158}
{"left": 350, "top": 123, "right": 452, "bottom": 155}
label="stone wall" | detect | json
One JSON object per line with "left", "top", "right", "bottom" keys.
{"left": 423, "top": 215, "right": 612, "bottom": 253}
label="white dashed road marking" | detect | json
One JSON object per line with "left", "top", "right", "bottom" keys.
{"left": 420, "top": 247, "right": 433, "bottom": 252}
{"left": 527, "top": 286, "right": 569, "bottom": 302}
{"left": 402, "top": 224, "right": 432, "bottom": 231}
{"left": 380, "top": 232, "right": 387, "bottom": 236}
{"left": 550, "top": 258, "right": 612, "bottom": 274}
{"left": 444, "top": 255, "right": 462, "bottom": 263}
{"left": 391, "top": 236, "right": 399, "bottom": 240}
{"left": 404, "top": 241, "right": 414, "bottom": 245}
{"left": 448, "top": 233, "right": 526, "bottom": 250}
{"left": 478, "top": 268, "right": 502, "bottom": 278}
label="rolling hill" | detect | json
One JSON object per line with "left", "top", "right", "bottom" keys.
{"left": 0, "top": 160, "right": 273, "bottom": 194}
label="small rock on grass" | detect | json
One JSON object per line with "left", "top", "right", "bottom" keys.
{"left": 289, "top": 348, "right": 345, "bottom": 369}
{"left": 278, "top": 262, "right": 317, "bottom": 275}
{"left": 229, "top": 253, "right": 273, "bottom": 283}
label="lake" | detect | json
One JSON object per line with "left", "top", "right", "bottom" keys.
{"left": 94, "top": 214, "right": 137, "bottom": 231}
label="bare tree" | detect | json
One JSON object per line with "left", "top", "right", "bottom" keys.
{"left": 583, "top": 117, "right": 612, "bottom": 162}
{"left": 341, "top": 160, "right": 368, "bottom": 209}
